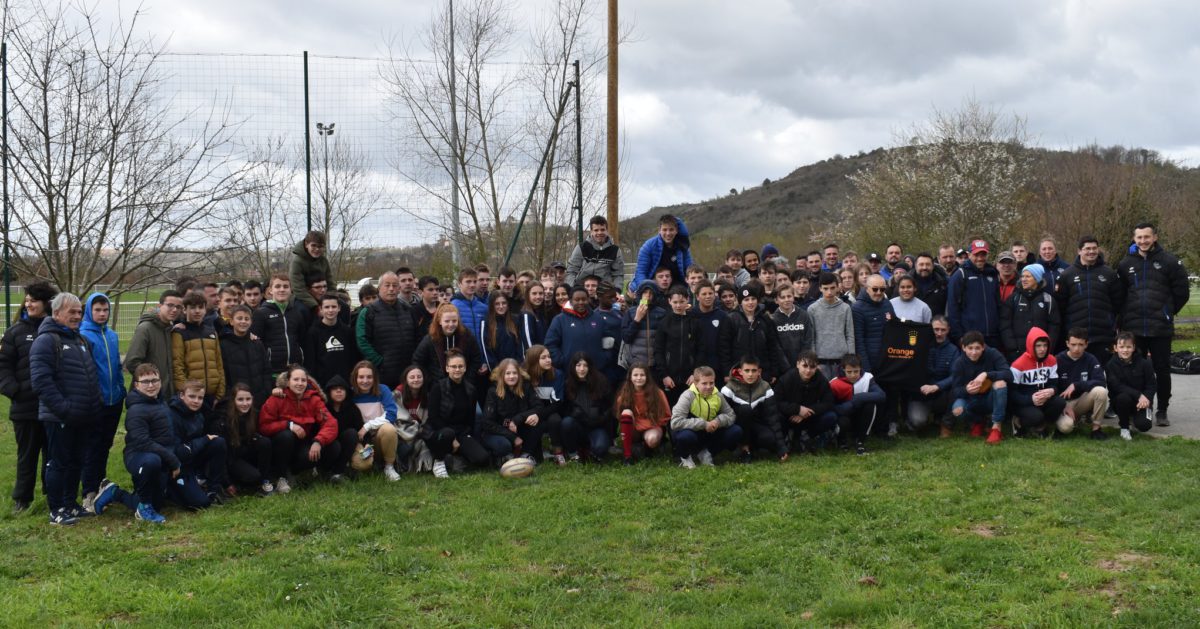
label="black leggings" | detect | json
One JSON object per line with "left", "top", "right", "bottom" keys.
{"left": 426, "top": 427, "right": 491, "bottom": 467}
{"left": 228, "top": 435, "right": 272, "bottom": 486}
{"left": 269, "top": 429, "right": 355, "bottom": 478}
{"left": 837, "top": 403, "right": 878, "bottom": 444}
{"left": 1111, "top": 391, "right": 1153, "bottom": 432}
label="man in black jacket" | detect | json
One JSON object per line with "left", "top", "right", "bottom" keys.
{"left": 1116, "top": 222, "right": 1190, "bottom": 425}
{"left": 1057, "top": 236, "right": 1123, "bottom": 367}
{"left": 0, "top": 281, "right": 58, "bottom": 513}
{"left": 356, "top": 272, "right": 417, "bottom": 389}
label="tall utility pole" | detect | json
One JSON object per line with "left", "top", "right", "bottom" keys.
{"left": 448, "top": 0, "right": 462, "bottom": 267}
{"left": 606, "top": 0, "right": 618, "bottom": 241}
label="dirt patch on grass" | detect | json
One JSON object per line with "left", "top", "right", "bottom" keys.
{"left": 1097, "top": 552, "right": 1151, "bottom": 573}
{"left": 969, "top": 523, "right": 997, "bottom": 538}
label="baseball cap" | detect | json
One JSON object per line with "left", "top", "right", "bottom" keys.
{"left": 956, "top": 248, "right": 967, "bottom": 257}
{"left": 969, "top": 239, "right": 989, "bottom": 254}
{"left": 551, "top": 261, "right": 566, "bottom": 269}
{"left": 867, "top": 252, "right": 882, "bottom": 263}
{"left": 996, "top": 251, "right": 1016, "bottom": 263}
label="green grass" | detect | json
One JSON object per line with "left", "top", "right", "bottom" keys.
{"left": 2, "top": 407, "right": 1200, "bottom": 626}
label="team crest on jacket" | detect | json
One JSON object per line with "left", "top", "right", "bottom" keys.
{"left": 907, "top": 330, "right": 918, "bottom": 346}
{"left": 711, "top": 319, "right": 720, "bottom": 328}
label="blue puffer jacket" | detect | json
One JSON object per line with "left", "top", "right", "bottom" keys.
{"left": 451, "top": 292, "right": 489, "bottom": 346}
{"left": 851, "top": 291, "right": 895, "bottom": 372}
{"left": 631, "top": 216, "right": 692, "bottom": 291}
{"left": 479, "top": 314, "right": 527, "bottom": 370}
{"left": 946, "top": 263, "right": 1001, "bottom": 342}
{"left": 80, "top": 293, "right": 126, "bottom": 407}
{"left": 30, "top": 317, "right": 102, "bottom": 424}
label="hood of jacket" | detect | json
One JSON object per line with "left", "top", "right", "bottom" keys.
{"left": 125, "top": 387, "right": 162, "bottom": 409}
{"left": 325, "top": 374, "right": 351, "bottom": 395}
{"left": 81, "top": 293, "right": 111, "bottom": 333}
{"left": 138, "top": 309, "right": 172, "bottom": 328}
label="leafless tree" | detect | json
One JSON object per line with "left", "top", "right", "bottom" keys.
{"left": 298, "top": 133, "right": 382, "bottom": 279}
{"left": 214, "top": 137, "right": 298, "bottom": 282}
{"left": 3, "top": 2, "right": 253, "bottom": 295}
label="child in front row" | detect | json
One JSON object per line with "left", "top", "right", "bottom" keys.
{"left": 670, "top": 366, "right": 742, "bottom": 469}
{"left": 91, "top": 365, "right": 211, "bottom": 524}
{"left": 830, "top": 354, "right": 885, "bottom": 455}
{"left": 948, "top": 331, "right": 1013, "bottom": 444}
{"left": 1106, "top": 331, "right": 1157, "bottom": 441}
{"left": 614, "top": 363, "right": 671, "bottom": 465}
{"left": 774, "top": 351, "right": 839, "bottom": 456}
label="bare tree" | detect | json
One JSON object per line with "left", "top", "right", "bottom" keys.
{"left": 831, "top": 98, "right": 1033, "bottom": 254}
{"left": 3, "top": 2, "right": 251, "bottom": 295}
{"left": 382, "top": 0, "right": 524, "bottom": 264}
{"left": 299, "top": 133, "right": 382, "bottom": 279}
{"left": 215, "top": 137, "right": 298, "bottom": 282}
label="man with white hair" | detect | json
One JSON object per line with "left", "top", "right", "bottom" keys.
{"left": 29, "top": 293, "right": 103, "bottom": 526}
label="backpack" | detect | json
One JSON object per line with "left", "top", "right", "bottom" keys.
{"left": 1169, "top": 351, "right": 1200, "bottom": 375}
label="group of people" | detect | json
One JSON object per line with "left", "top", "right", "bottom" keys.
{"left": 1, "top": 218, "right": 1191, "bottom": 526}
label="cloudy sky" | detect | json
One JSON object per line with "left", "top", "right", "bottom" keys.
{"left": 99, "top": 0, "right": 1200, "bottom": 224}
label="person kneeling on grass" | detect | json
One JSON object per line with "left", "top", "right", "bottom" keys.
{"left": 259, "top": 365, "right": 351, "bottom": 493}
{"left": 91, "top": 365, "right": 209, "bottom": 524}
{"left": 425, "top": 349, "right": 491, "bottom": 478}
{"left": 1106, "top": 331, "right": 1156, "bottom": 441}
{"left": 722, "top": 356, "right": 787, "bottom": 463}
{"left": 168, "top": 380, "right": 232, "bottom": 503}
{"left": 481, "top": 358, "right": 547, "bottom": 465}
{"left": 948, "top": 331, "right": 1013, "bottom": 444}
{"left": 350, "top": 361, "right": 408, "bottom": 481}
{"left": 1007, "top": 327, "right": 1068, "bottom": 439}
{"left": 774, "top": 351, "right": 839, "bottom": 456}
{"left": 670, "top": 366, "right": 742, "bottom": 469}
{"left": 1055, "top": 327, "right": 1110, "bottom": 440}
{"left": 829, "top": 354, "right": 885, "bottom": 456}
{"left": 559, "top": 353, "right": 614, "bottom": 464}
{"left": 614, "top": 363, "right": 671, "bottom": 465}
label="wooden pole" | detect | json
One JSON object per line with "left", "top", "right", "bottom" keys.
{"left": 606, "top": 0, "right": 618, "bottom": 241}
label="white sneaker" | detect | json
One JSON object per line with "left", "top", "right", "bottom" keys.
{"left": 82, "top": 492, "right": 97, "bottom": 514}
{"left": 1120, "top": 429, "right": 1132, "bottom": 441}
{"left": 695, "top": 449, "right": 715, "bottom": 466}
{"left": 384, "top": 466, "right": 401, "bottom": 482}
{"left": 679, "top": 456, "right": 696, "bottom": 469}
{"left": 887, "top": 422, "right": 898, "bottom": 438}
{"left": 275, "top": 477, "right": 291, "bottom": 494}
{"left": 432, "top": 461, "right": 449, "bottom": 478}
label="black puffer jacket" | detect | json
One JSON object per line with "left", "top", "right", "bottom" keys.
{"left": 481, "top": 383, "right": 542, "bottom": 444}
{"left": 653, "top": 311, "right": 702, "bottom": 384}
{"left": 426, "top": 376, "right": 477, "bottom": 434}
{"left": 0, "top": 312, "right": 46, "bottom": 422}
{"left": 1117, "top": 244, "right": 1190, "bottom": 338}
{"left": 1000, "top": 286, "right": 1061, "bottom": 358}
{"left": 719, "top": 309, "right": 788, "bottom": 382}
{"left": 220, "top": 334, "right": 273, "bottom": 406}
{"left": 355, "top": 298, "right": 417, "bottom": 388}
{"left": 30, "top": 318, "right": 102, "bottom": 424}
{"left": 251, "top": 299, "right": 311, "bottom": 372}
{"left": 1057, "top": 256, "right": 1124, "bottom": 347}
{"left": 774, "top": 368, "right": 834, "bottom": 419}
{"left": 1106, "top": 354, "right": 1157, "bottom": 400}
{"left": 123, "top": 389, "right": 181, "bottom": 470}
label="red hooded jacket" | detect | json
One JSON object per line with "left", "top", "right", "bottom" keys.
{"left": 259, "top": 385, "right": 339, "bottom": 446}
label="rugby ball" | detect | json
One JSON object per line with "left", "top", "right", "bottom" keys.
{"left": 499, "top": 457, "right": 535, "bottom": 479}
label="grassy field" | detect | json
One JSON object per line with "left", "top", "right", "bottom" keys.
{"left": 2, "top": 400, "right": 1200, "bottom": 626}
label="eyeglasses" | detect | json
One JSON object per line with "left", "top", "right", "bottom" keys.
{"left": 868, "top": 287, "right": 886, "bottom": 293}
{"left": 137, "top": 378, "right": 161, "bottom": 385}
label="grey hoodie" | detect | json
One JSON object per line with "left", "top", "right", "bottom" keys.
{"left": 565, "top": 234, "right": 624, "bottom": 288}
{"left": 807, "top": 297, "right": 855, "bottom": 361}
{"left": 124, "top": 310, "right": 177, "bottom": 397}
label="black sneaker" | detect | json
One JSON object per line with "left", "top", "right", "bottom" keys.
{"left": 738, "top": 450, "right": 753, "bottom": 464}
{"left": 68, "top": 503, "right": 94, "bottom": 518}
{"left": 1090, "top": 429, "right": 1109, "bottom": 441}
{"left": 49, "top": 508, "right": 79, "bottom": 526}
{"left": 855, "top": 442, "right": 869, "bottom": 456}
{"left": 1156, "top": 409, "right": 1169, "bottom": 427}
{"left": 12, "top": 500, "right": 31, "bottom": 515}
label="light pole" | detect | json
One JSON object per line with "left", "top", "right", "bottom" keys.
{"left": 315, "top": 122, "right": 335, "bottom": 234}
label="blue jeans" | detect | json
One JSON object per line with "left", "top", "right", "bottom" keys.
{"left": 124, "top": 451, "right": 211, "bottom": 510}
{"left": 951, "top": 386, "right": 1008, "bottom": 426}
{"left": 44, "top": 421, "right": 87, "bottom": 511}
{"left": 671, "top": 425, "right": 744, "bottom": 458}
